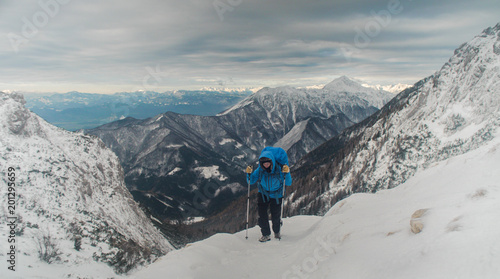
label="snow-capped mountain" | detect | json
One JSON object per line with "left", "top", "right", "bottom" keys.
{"left": 199, "top": 86, "right": 262, "bottom": 93}
{"left": 0, "top": 92, "right": 173, "bottom": 276}
{"left": 86, "top": 77, "right": 392, "bottom": 227}
{"left": 219, "top": 75, "right": 392, "bottom": 122}
{"left": 363, "top": 83, "right": 412, "bottom": 94}
{"left": 217, "top": 76, "right": 393, "bottom": 162}
{"left": 287, "top": 23, "right": 500, "bottom": 216}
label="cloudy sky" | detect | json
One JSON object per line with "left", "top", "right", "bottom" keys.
{"left": 1, "top": 0, "right": 499, "bottom": 94}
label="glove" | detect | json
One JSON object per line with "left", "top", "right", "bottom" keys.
{"left": 282, "top": 165, "right": 290, "bottom": 173}
{"left": 245, "top": 165, "right": 253, "bottom": 174}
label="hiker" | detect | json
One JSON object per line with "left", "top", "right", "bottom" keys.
{"left": 246, "top": 147, "right": 292, "bottom": 242}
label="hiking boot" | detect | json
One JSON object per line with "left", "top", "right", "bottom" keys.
{"left": 274, "top": 233, "right": 281, "bottom": 240}
{"left": 259, "top": 235, "right": 271, "bottom": 242}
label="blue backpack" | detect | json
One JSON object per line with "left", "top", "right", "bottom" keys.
{"left": 261, "top": 146, "right": 289, "bottom": 166}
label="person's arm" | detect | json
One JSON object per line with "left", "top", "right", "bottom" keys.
{"left": 247, "top": 166, "right": 261, "bottom": 184}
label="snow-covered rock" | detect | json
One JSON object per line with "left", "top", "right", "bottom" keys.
{"left": 0, "top": 92, "right": 173, "bottom": 277}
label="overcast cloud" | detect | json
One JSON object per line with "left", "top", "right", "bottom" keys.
{"left": 1, "top": 0, "right": 499, "bottom": 93}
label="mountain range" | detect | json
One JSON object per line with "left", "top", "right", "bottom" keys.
{"left": 24, "top": 90, "right": 251, "bottom": 131}
{"left": 85, "top": 77, "right": 393, "bottom": 228}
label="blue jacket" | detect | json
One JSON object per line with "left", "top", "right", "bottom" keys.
{"left": 247, "top": 150, "right": 292, "bottom": 201}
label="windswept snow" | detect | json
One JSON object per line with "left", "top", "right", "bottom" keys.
{"left": 133, "top": 132, "right": 500, "bottom": 279}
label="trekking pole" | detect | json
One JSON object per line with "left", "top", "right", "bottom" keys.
{"left": 245, "top": 167, "right": 252, "bottom": 239}
{"left": 280, "top": 165, "right": 289, "bottom": 240}
{"left": 280, "top": 179, "right": 285, "bottom": 224}
{"left": 245, "top": 179, "right": 250, "bottom": 239}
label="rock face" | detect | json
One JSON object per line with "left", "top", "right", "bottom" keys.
{"left": 86, "top": 77, "right": 392, "bottom": 221}
{"left": 0, "top": 92, "right": 173, "bottom": 274}
{"left": 287, "top": 23, "right": 500, "bottom": 216}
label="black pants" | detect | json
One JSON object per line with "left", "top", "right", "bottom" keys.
{"left": 258, "top": 194, "right": 282, "bottom": 236}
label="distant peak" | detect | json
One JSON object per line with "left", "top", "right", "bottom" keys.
{"left": 323, "top": 76, "right": 364, "bottom": 91}
{"left": 337, "top": 75, "right": 352, "bottom": 81}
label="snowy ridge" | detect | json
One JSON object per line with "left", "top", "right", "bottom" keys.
{"left": 219, "top": 76, "right": 393, "bottom": 123}
{"left": 133, "top": 131, "right": 500, "bottom": 279}
{"left": 0, "top": 92, "right": 172, "bottom": 277}
{"left": 215, "top": 93, "right": 257, "bottom": 116}
{"left": 322, "top": 75, "right": 392, "bottom": 108}
{"left": 290, "top": 22, "right": 500, "bottom": 216}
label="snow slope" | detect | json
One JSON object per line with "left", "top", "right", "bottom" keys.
{"left": 0, "top": 92, "right": 173, "bottom": 278}
{"left": 132, "top": 131, "right": 500, "bottom": 279}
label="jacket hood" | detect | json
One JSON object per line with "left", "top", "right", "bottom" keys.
{"left": 259, "top": 150, "right": 276, "bottom": 173}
